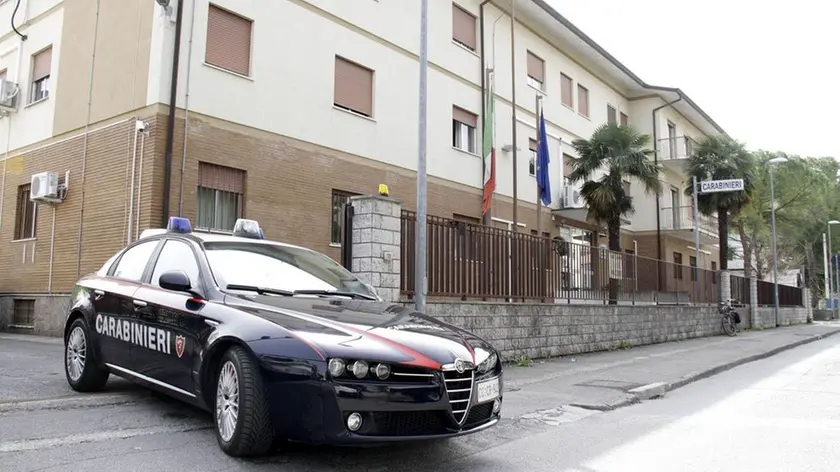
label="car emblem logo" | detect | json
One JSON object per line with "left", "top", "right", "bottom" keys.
{"left": 175, "top": 335, "right": 185, "bottom": 358}
{"left": 454, "top": 358, "right": 466, "bottom": 373}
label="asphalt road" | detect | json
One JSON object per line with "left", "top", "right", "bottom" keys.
{"left": 1, "top": 332, "right": 838, "bottom": 471}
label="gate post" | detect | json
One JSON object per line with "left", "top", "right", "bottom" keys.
{"left": 349, "top": 195, "right": 402, "bottom": 303}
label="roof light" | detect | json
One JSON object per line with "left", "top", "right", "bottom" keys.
{"left": 167, "top": 216, "right": 192, "bottom": 234}
{"left": 232, "top": 218, "right": 263, "bottom": 239}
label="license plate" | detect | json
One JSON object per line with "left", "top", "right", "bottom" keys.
{"left": 476, "top": 378, "right": 500, "bottom": 404}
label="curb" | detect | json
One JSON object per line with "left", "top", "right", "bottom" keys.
{"left": 570, "top": 329, "right": 840, "bottom": 412}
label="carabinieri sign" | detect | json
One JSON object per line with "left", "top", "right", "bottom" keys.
{"left": 699, "top": 179, "right": 745, "bottom": 194}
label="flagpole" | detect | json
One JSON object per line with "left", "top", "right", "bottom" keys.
{"left": 536, "top": 94, "right": 542, "bottom": 236}
{"left": 509, "top": 0, "right": 518, "bottom": 233}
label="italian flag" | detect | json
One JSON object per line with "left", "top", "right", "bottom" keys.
{"left": 482, "top": 71, "right": 496, "bottom": 216}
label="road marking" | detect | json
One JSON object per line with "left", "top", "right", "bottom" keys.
{"left": 0, "top": 424, "right": 211, "bottom": 453}
{"left": 0, "top": 393, "right": 141, "bottom": 413}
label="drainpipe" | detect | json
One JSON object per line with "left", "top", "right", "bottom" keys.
{"left": 162, "top": 0, "right": 186, "bottom": 226}
{"left": 479, "top": 0, "right": 492, "bottom": 225}
{"left": 652, "top": 95, "right": 682, "bottom": 288}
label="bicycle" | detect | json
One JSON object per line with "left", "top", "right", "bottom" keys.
{"left": 720, "top": 298, "right": 741, "bottom": 336}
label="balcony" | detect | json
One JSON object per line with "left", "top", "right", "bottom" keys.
{"left": 661, "top": 205, "right": 718, "bottom": 244}
{"left": 551, "top": 184, "right": 631, "bottom": 227}
{"left": 656, "top": 136, "right": 698, "bottom": 173}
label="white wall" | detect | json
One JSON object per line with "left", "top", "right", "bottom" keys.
{"left": 0, "top": 0, "right": 64, "bottom": 154}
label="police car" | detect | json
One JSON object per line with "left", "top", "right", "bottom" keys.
{"left": 62, "top": 217, "right": 503, "bottom": 457}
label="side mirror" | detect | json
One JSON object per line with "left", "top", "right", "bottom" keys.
{"left": 159, "top": 270, "right": 193, "bottom": 293}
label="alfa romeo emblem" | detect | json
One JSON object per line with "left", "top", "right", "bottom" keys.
{"left": 454, "top": 358, "right": 466, "bottom": 373}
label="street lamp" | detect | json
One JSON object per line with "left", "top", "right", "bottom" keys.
{"left": 768, "top": 156, "right": 787, "bottom": 327}
{"left": 829, "top": 220, "right": 840, "bottom": 316}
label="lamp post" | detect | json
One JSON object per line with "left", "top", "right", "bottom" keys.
{"left": 768, "top": 156, "right": 787, "bottom": 327}
{"left": 829, "top": 220, "right": 840, "bottom": 316}
{"left": 414, "top": 0, "right": 429, "bottom": 312}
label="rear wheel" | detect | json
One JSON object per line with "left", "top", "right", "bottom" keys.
{"left": 64, "top": 318, "right": 109, "bottom": 392}
{"left": 213, "top": 346, "right": 274, "bottom": 457}
{"left": 722, "top": 314, "right": 737, "bottom": 337}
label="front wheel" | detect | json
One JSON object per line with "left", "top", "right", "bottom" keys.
{"left": 722, "top": 314, "right": 737, "bottom": 337}
{"left": 213, "top": 346, "right": 274, "bottom": 457}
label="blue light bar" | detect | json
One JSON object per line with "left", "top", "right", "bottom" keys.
{"left": 167, "top": 216, "right": 192, "bottom": 234}
{"left": 232, "top": 218, "right": 263, "bottom": 239}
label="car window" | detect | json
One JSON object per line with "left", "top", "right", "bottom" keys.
{"left": 112, "top": 240, "right": 159, "bottom": 281}
{"left": 203, "top": 241, "right": 376, "bottom": 297}
{"left": 151, "top": 240, "right": 201, "bottom": 289}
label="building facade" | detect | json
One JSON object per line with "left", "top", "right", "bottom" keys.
{"left": 0, "top": 0, "right": 725, "bottom": 331}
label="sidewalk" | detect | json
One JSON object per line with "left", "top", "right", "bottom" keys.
{"left": 501, "top": 322, "right": 840, "bottom": 418}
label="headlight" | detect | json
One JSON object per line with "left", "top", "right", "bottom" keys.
{"left": 328, "top": 358, "right": 346, "bottom": 377}
{"left": 478, "top": 352, "right": 498, "bottom": 373}
{"left": 374, "top": 363, "right": 391, "bottom": 380}
{"left": 352, "top": 360, "right": 369, "bottom": 378}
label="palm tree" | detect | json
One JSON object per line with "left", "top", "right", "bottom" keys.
{"left": 568, "top": 123, "right": 663, "bottom": 303}
{"left": 683, "top": 135, "right": 755, "bottom": 272}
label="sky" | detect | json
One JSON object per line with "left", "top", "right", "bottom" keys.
{"left": 546, "top": 0, "right": 839, "bottom": 158}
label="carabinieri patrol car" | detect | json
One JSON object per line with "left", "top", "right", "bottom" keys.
{"left": 62, "top": 217, "right": 503, "bottom": 457}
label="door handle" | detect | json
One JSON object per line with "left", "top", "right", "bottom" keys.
{"left": 133, "top": 300, "right": 147, "bottom": 309}
{"left": 93, "top": 289, "right": 105, "bottom": 301}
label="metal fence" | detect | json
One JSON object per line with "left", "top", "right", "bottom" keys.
{"left": 756, "top": 279, "right": 803, "bottom": 307}
{"left": 730, "top": 274, "right": 751, "bottom": 306}
{"left": 400, "top": 211, "right": 724, "bottom": 305}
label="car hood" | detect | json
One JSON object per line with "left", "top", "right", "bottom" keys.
{"left": 226, "top": 294, "right": 492, "bottom": 370}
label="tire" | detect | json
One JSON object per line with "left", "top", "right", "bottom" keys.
{"left": 722, "top": 314, "right": 737, "bottom": 337}
{"left": 64, "top": 317, "right": 109, "bottom": 392}
{"left": 213, "top": 345, "right": 274, "bottom": 457}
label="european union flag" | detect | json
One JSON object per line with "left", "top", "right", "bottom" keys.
{"left": 536, "top": 108, "right": 551, "bottom": 206}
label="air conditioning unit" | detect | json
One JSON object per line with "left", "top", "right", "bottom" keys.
{"left": 0, "top": 79, "right": 20, "bottom": 112}
{"left": 563, "top": 185, "right": 585, "bottom": 209}
{"left": 30, "top": 171, "right": 60, "bottom": 201}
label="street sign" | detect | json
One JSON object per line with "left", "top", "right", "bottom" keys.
{"left": 699, "top": 179, "right": 744, "bottom": 194}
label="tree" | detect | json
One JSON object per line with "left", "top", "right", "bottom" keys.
{"left": 683, "top": 135, "right": 755, "bottom": 271}
{"left": 568, "top": 123, "right": 663, "bottom": 303}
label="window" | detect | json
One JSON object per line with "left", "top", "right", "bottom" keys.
{"left": 204, "top": 241, "right": 377, "bottom": 298}
{"left": 14, "top": 184, "right": 36, "bottom": 240}
{"left": 30, "top": 47, "right": 51, "bottom": 103}
{"left": 622, "top": 180, "right": 630, "bottom": 197}
{"left": 562, "top": 153, "right": 574, "bottom": 185}
{"left": 334, "top": 56, "right": 374, "bottom": 117}
{"left": 620, "top": 112, "right": 628, "bottom": 126}
{"left": 113, "top": 240, "right": 159, "bottom": 282}
{"left": 196, "top": 162, "right": 245, "bottom": 232}
{"left": 453, "top": 214, "right": 480, "bottom": 261}
{"left": 667, "top": 121, "right": 677, "bottom": 158}
{"left": 452, "top": 106, "right": 477, "bottom": 153}
{"left": 12, "top": 299, "right": 34, "bottom": 327}
{"left": 685, "top": 135, "right": 694, "bottom": 157}
{"left": 452, "top": 3, "right": 476, "bottom": 51}
{"left": 673, "top": 252, "right": 683, "bottom": 280}
{"left": 607, "top": 105, "right": 617, "bottom": 124}
{"left": 526, "top": 51, "right": 544, "bottom": 90}
{"left": 711, "top": 261, "right": 718, "bottom": 284}
{"left": 206, "top": 4, "right": 252, "bottom": 76}
{"left": 690, "top": 255, "right": 697, "bottom": 282}
{"left": 528, "top": 138, "right": 538, "bottom": 176}
{"left": 331, "top": 189, "right": 360, "bottom": 245}
{"left": 151, "top": 240, "right": 201, "bottom": 288}
{"left": 577, "top": 84, "right": 589, "bottom": 117}
{"left": 560, "top": 73, "right": 573, "bottom": 108}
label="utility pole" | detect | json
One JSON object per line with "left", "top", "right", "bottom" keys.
{"left": 414, "top": 0, "right": 428, "bottom": 312}
{"left": 509, "top": 0, "right": 518, "bottom": 232}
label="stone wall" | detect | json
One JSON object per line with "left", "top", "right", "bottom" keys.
{"left": 416, "top": 302, "right": 721, "bottom": 360}
{"left": 0, "top": 294, "right": 71, "bottom": 337}
{"left": 754, "top": 307, "right": 810, "bottom": 329}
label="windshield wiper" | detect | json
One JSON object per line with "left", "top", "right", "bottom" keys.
{"left": 291, "top": 289, "right": 378, "bottom": 301}
{"left": 225, "top": 284, "right": 294, "bottom": 296}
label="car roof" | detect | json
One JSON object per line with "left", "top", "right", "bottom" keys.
{"left": 139, "top": 228, "right": 310, "bottom": 252}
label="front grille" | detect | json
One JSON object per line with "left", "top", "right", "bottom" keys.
{"left": 443, "top": 368, "right": 474, "bottom": 423}
{"left": 370, "top": 411, "right": 447, "bottom": 436}
{"left": 464, "top": 402, "right": 493, "bottom": 426}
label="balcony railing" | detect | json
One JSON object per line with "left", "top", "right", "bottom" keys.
{"left": 661, "top": 205, "right": 718, "bottom": 236}
{"left": 657, "top": 136, "right": 698, "bottom": 160}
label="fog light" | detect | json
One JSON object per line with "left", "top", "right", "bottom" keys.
{"left": 374, "top": 363, "right": 391, "bottom": 380}
{"left": 352, "top": 360, "right": 368, "bottom": 378}
{"left": 347, "top": 412, "right": 363, "bottom": 432}
{"left": 492, "top": 399, "right": 501, "bottom": 414}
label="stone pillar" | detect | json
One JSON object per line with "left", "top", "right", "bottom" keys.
{"left": 749, "top": 276, "right": 758, "bottom": 327}
{"left": 350, "top": 195, "right": 402, "bottom": 303}
{"left": 719, "top": 270, "right": 731, "bottom": 302}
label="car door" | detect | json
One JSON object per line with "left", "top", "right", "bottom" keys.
{"left": 131, "top": 238, "right": 209, "bottom": 396}
{"left": 95, "top": 239, "right": 161, "bottom": 371}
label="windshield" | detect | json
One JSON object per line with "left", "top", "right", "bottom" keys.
{"left": 203, "top": 241, "right": 378, "bottom": 299}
